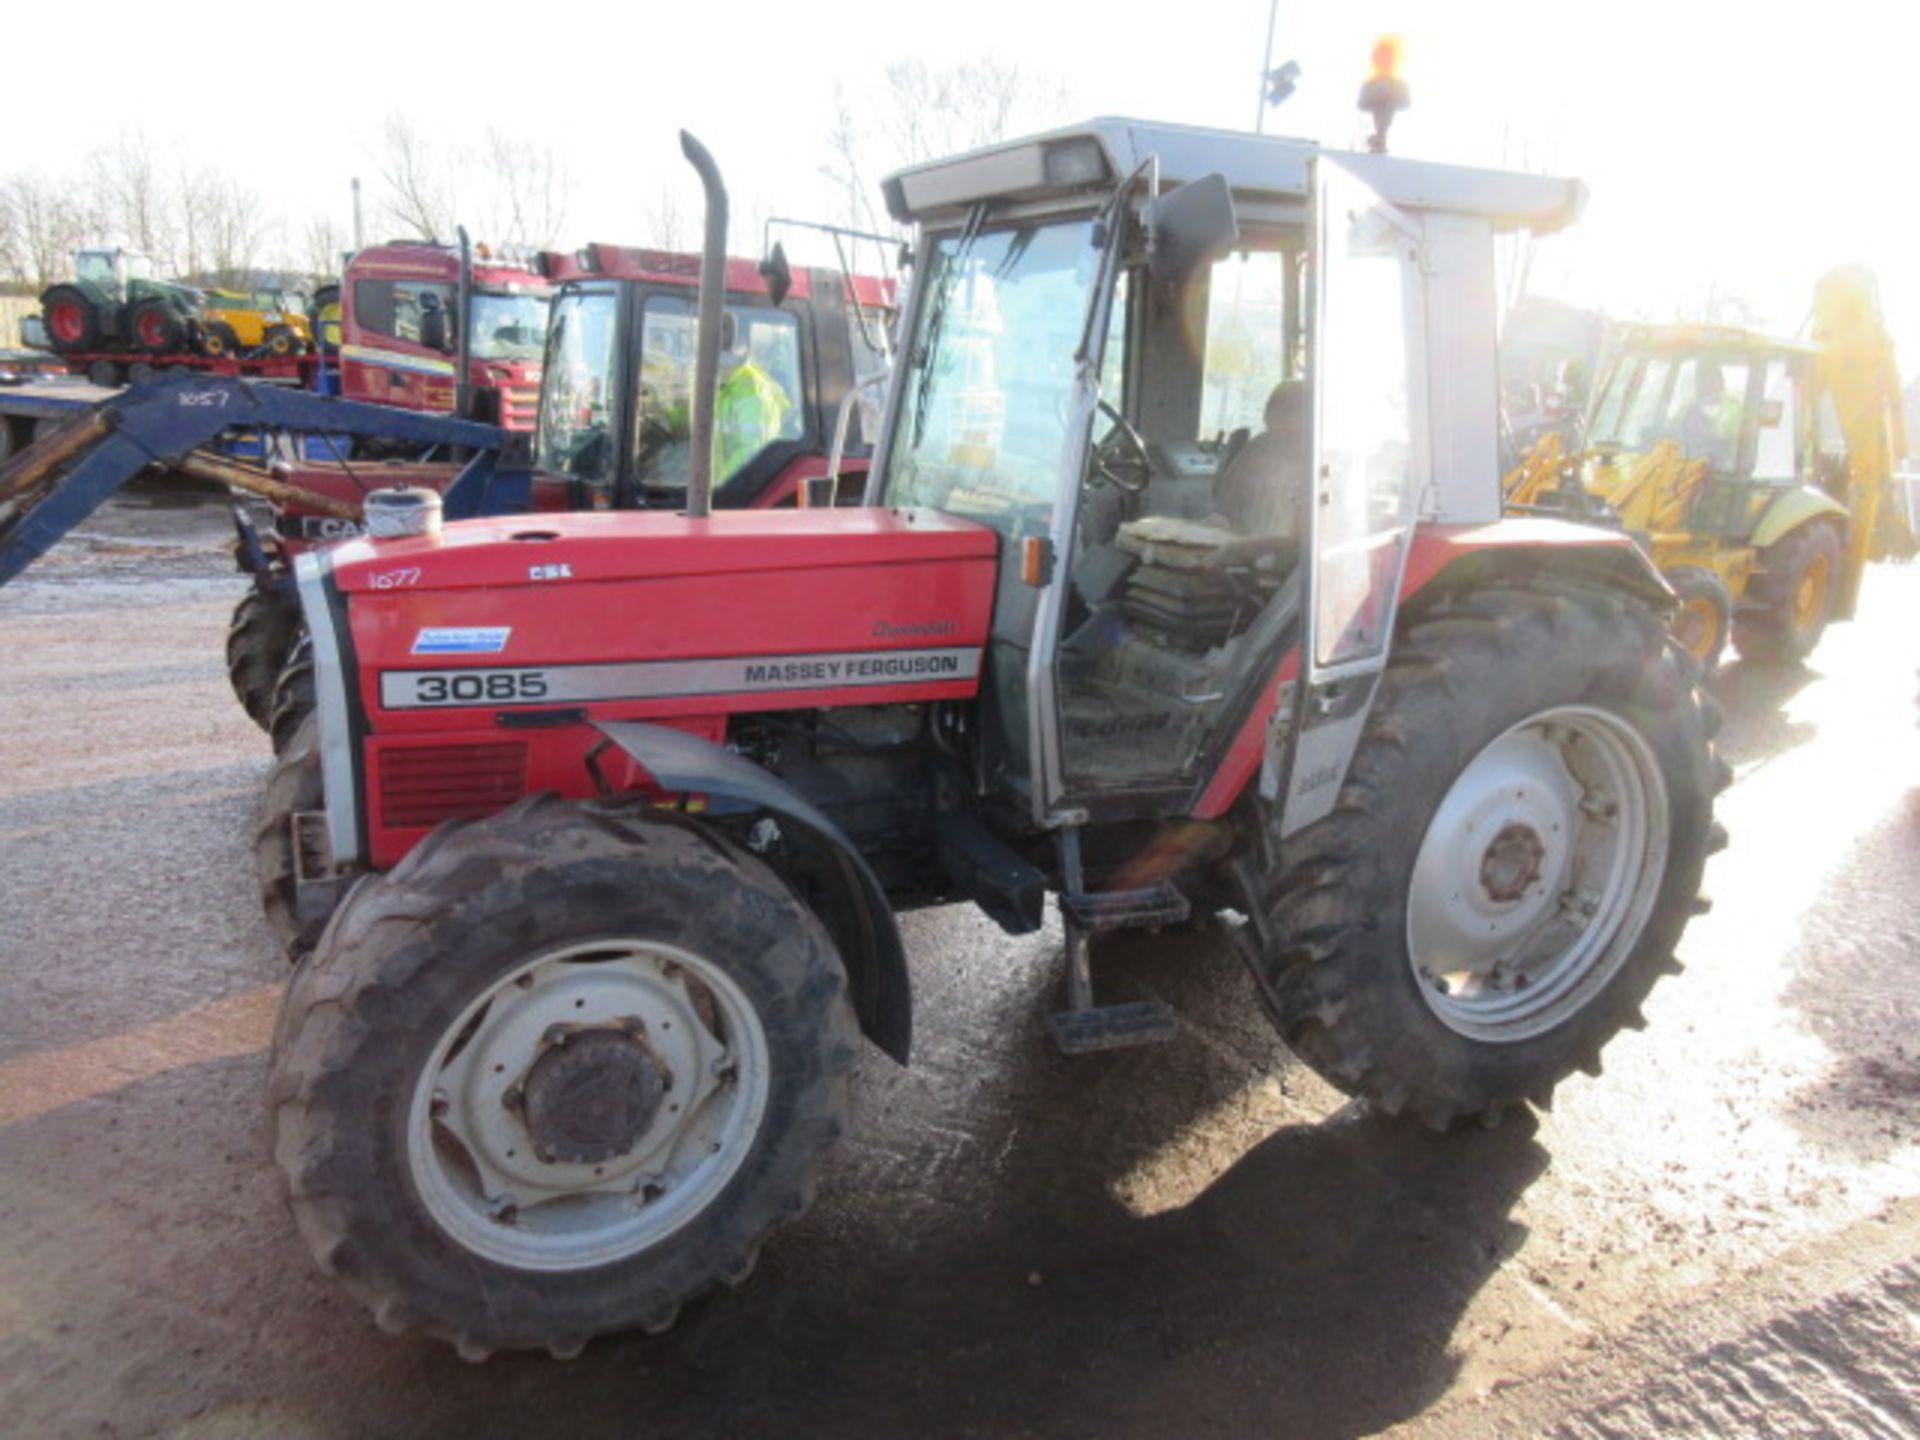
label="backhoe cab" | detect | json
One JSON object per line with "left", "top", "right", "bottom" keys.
{"left": 268, "top": 120, "right": 1724, "bottom": 1358}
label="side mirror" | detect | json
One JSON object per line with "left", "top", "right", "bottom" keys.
{"left": 759, "top": 243, "right": 793, "bottom": 308}
{"left": 1144, "top": 173, "right": 1239, "bottom": 283}
{"left": 419, "top": 306, "right": 449, "bottom": 353}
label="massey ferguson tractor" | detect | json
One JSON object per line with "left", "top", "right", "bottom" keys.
{"left": 263, "top": 125, "right": 1726, "bottom": 1358}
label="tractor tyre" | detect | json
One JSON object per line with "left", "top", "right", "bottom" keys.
{"left": 1251, "top": 582, "right": 1726, "bottom": 1130}
{"left": 226, "top": 586, "right": 304, "bottom": 730}
{"left": 256, "top": 713, "right": 332, "bottom": 961}
{"left": 41, "top": 286, "right": 98, "bottom": 354}
{"left": 1663, "top": 566, "right": 1732, "bottom": 675}
{"left": 129, "top": 299, "right": 185, "bottom": 355}
{"left": 262, "top": 325, "right": 298, "bottom": 358}
{"left": 1733, "top": 521, "right": 1842, "bottom": 665}
{"left": 200, "top": 322, "right": 241, "bottom": 360}
{"left": 269, "top": 795, "right": 858, "bottom": 1358}
{"left": 268, "top": 632, "right": 315, "bottom": 755}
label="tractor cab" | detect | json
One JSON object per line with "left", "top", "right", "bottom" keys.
{"left": 1579, "top": 327, "right": 1825, "bottom": 540}
{"left": 533, "top": 243, "right": 895, "bottom": 511}
{"left": 73, "top": 248, "right": 155, "bottom": 303}
{"left": 874, "top": 120, "right": 1584, "bottom": 831}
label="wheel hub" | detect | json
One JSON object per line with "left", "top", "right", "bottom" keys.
{"left": 1480, "top": 822, "right": 1547, "bottom": 903}
{"left": 520, "top": 1026, "right": 670, "bottom": 1166}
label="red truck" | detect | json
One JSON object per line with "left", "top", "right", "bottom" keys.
{"left": 329, "top": 237, "right": 551, "bottom": 434}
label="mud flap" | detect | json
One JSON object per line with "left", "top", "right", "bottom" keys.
{"left": 595, "top": 720, "right": 913, "bottom": 1064}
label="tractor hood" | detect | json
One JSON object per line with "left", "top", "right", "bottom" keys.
{"left": 318, "top": 505, "right": 999, "bottom": 753}
{"left": 326, "top": 507, "right": 994, "bottom": 595}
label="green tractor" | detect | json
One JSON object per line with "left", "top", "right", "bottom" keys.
{"left": 39, "top": 249, "right": 201, "bottom": 358}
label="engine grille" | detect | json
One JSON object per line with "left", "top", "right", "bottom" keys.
{"left": 377, "top": 742, "right": 528, "bottom": 829}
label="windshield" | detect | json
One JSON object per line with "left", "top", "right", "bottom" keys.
{"left": 471, "top": 291, "right": 549, "bottom": 362}
{"left": 534, "top": 286, "right": 619, "bottom": 489}
{"left": 1588, "top": 349, "right": 1750, "bottom": 471}
{"left": 882, "top": 218, "right": 1100, "bottom": 533}
{"left": 76, "top": 253, "right": 117, "bottom": 286}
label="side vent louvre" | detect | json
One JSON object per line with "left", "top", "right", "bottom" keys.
{"left": 378, "top": 743, "right": 528, "bottom": 828}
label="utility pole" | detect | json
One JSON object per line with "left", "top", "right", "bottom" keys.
{"left": 1255, "top": 0, "right": 1279, "bottom": 134}
{"left": 351, "top": 177, "right": 364, "bottom": 252}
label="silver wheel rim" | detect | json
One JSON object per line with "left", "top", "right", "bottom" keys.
{"left": 406, "top": 939, "right": 771, "bottom": 1272}
{"left": 1405, "top": 705, "right": 1668, "bottom": 1042}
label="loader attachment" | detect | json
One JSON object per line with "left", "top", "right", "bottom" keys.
{"left": 0, "top": 373, "right": 505, "bottom": 587}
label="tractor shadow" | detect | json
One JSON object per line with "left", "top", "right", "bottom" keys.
{"left": 449, "top": 916, "right": 1551, "bottom": 1439}
{"left": 1778, "top": 789, "right": 1920, "bottom": 1162}
{"left": 1708, "top": 657, "right": 1821, "bottom": 770}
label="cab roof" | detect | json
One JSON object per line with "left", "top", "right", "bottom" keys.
{"left": 883, "top": 116, "right": 1586, "bottom": 235}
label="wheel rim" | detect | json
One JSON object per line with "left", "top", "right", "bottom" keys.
{"left": 1672, "top": 596, "right": 1720, "bottom": 661}
{"left": 1405, "top": 705, "right": 1669, "bottom": 1042}
{"left": 407, "top": 938, "right": 771, "bottom": 1272}
{"left": 49, "top": 303, "right": 84, "bottom": 344}
{"left": 1793, "top": 552, "right": 1832, "bottom": 633}
{"left": 137, "top": 311, "right": 166, "bottom": 348}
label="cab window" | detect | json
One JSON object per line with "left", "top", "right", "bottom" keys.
{"left": 632, "top": 297, "right": 805, "bottom": 491}
{"left": 354, "top": 279, "right": 456, "bottom": 346}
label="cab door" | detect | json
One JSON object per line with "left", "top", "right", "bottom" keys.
{"left": 1273, "top": 158, "right": 1427, "bottom": 837}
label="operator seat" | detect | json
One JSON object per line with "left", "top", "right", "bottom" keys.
{"left": 1105, "top": 380, "right": 1305, "bottom": 646}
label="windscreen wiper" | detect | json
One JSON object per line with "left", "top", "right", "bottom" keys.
{"left": 911, "top": 201, "right": 989, "bottom": 449}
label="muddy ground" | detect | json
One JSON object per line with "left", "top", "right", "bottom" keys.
{"left": 0, "top": 494, "right": 1915, "bottom": 1439}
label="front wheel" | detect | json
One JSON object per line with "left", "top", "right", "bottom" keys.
{"left": 1252, "top": 584, "right": 1726, "bottom": 1128}
{"left": 269, "top": 797, "right": 858, "bottom": 1358}
{"left": 226, "top": 587, "right": 303, "bottom": 730}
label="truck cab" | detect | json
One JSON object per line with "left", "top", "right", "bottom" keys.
{"left": 336, "top": 241, "right": 550, "bottom": 431}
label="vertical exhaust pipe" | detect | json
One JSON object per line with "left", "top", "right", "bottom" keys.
{"left": 680, "top": 131, "right": 728, "bottom": 520}
{"left": 455, "top": 224, "right": 474, "bottom": 421}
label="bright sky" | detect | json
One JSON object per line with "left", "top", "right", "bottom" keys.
{"left": 9, "top": 0, "right": 1915, "bottom": 360}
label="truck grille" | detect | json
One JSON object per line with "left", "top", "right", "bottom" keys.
{"left": 500, "top": 385, "right": 540, "bottom": 432}
{"left": 377, "top": 742, "right": 528, "bottom": 828}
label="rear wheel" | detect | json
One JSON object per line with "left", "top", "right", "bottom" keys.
{"left": 41, "top": 287, "right": 97, "bottom": 354}
{"left": 1252, "top": 583, "right": 1725, "bottom": 1128}
{"left": 269, "top": 797, "right": 857, "bottom": 1358}
{"left": 1734, "top": 521, "right": 1841, "bottom": 665}
{"left": 226, "top": 586, "right": 303, "bottom": 730}
{"left": 129, "top": 299, "right": 184, "bottom": 355}
{"left": 1663, "top": 565, "right": 1732, "bottom": 674}
{"left": 262, "top": 324, "right": 298, "bottom": 358}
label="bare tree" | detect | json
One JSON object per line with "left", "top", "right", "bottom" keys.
{"left": 301, "top": 213, "right": 347, "bottom": 282}
{"left": 481, "top": 129, "right": 570, "bottom": 250}
{"left": 379, "top": 114, "right": 454, "bottom": 242}
{"left": 0, "top": 173, "right": 90, "bottom": 288}
{"left": 176, "top": 167, "right": 272, "bottom": 285}
{"left": 89, "top": 133, "right": 176, "bottom": 269}
{"left": 818, "top": 55, "right": 1070, "bottom": 239}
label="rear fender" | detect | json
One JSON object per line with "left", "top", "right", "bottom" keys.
{"left": 595, "top": 720, "right": 912, "bottom": 1065}
{"left": 1188, "top": 519, "right": 1673, "bottom": 822}
{"left": 1750, "top": 486, "right": 1847, "bottom": 552}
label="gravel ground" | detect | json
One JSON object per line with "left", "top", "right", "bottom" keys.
{"left": 0, "top": 495, "right": 1914, "bottom": 1439}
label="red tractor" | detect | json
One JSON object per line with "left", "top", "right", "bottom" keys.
{"left": 263, "top": 126, "right": 1725, "bottom": 1358}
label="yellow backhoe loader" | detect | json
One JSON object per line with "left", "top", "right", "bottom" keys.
{"left": 1507, "top": 267, "right": 1910, "bottom": 669}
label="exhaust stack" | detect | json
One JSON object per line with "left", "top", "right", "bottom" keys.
{"left": 680, "top": 131, "right": 729, "bottom": 519}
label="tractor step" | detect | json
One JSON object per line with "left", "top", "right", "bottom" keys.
{"left": 1061, "top": 881, "right": 1191, "bottom": 933}
{"left": 1047, "top": 1000, "right": 1178, "bottom": 1054}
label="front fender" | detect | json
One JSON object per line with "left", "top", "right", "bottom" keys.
{"left": 595, "top": 720, "right": 913, "bottom": 1065}
{"left": 1750, "top": 486, "right": 1848, "bottom": 551}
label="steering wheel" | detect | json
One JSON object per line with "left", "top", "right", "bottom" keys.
{"left": 1090, "top": 398, "right": 1153, "bottom": 493}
